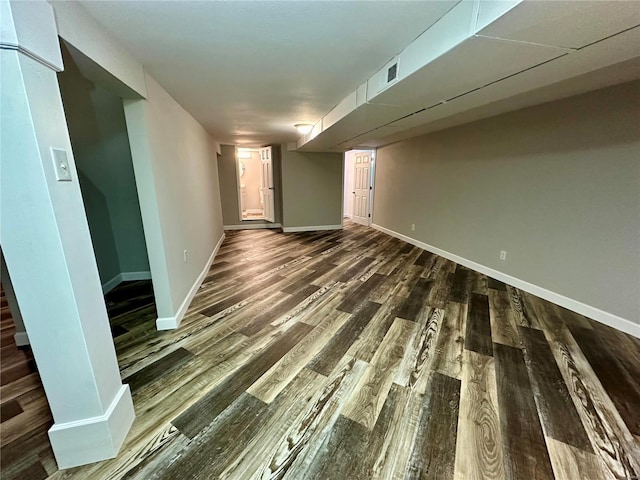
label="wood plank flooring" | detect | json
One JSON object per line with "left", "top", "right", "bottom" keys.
{"left": 2, "top": 221, "right": 640, "bottom": 479}
{"left": 0, "top": 285, "right": 56, "bottom": 480}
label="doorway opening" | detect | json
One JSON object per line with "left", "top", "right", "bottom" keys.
{"left": 237, "top": 146, "right": 275, "bottom": 222}
{"left": 344, "top": 149, "right": 376, "bottom": 226}
{"left": 57, "top": 40, "right": 157, "bottom": 336}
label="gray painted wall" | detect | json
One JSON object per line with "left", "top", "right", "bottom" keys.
{"left": 373, "top": 81, "right": 640, "bottom": 323}
{"left": 218, "top": 144, "right": 283, "bottom": 226}
{"left": 76, "top": 171, "right": 121, "bottom": 284}
{"left": 281, "top": 149, "right": 344, "bottom": 229}
{"left": 58, "top": 44, "right": 149, "bottom": 286}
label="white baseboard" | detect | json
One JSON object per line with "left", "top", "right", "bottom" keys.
{"left": 372, "top": 223, "right": 640, "bottom": 339}
{"left": 224, "top": 223, "right": 282, "bottom": 230}
{"left": 120, "top": 271, "right": 152, "bottom": 282}
{"left": 14, "top": 331, "right": 29, "bottom": 347}
{"left": 102, "top": 271, "right": 152, "bottom": 294}
{"left": 244, "top": 208, "right": 263, "bottom": 214}
{"left": 48, "top": 384, "right": 134, "bottom": 469}
{"left": 155, "top": 233, "right": 225, "bottom": 330}
{"left": 101, "top": 274, "right": 122, "bottom": 294}
{"left": 282, "top": 225, "right": 343, "bottom": 233}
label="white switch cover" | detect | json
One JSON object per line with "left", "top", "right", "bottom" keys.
{"left": 51, "top": 148, "right": 72, "bottom": 181}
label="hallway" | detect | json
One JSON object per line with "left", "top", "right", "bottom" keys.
{"left": 7, "top": 222, "right": 640, "bottom": 479}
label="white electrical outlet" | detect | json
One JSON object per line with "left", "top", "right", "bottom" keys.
{"left": 500, "top": 250, "right": 507, "bottom": 261}
{"left": 183, "top": 250, "right": 188, "bottom": 263}
{"left": 411, "top": 224, "right": 416, "bottom": 231}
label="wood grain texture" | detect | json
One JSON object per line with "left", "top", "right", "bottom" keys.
{"left": 342, "top": 317, "right": 416, "bottom": 429}
{"left": 4, "top": 223, "right": 640, "bottom": 480}
{"left": 488, "top": 289, "right": 521, "bottom": 348}
{"left": 568, "top": 323, "right": 640, "bottom": 437}
{"left": 519, "top": 326, "right": 593, "bottom": 452}
{"left": 506, "top": 285, "right": 542, "bottom": 329}
{"left": 268, "top": 356, "right": 370, "bottom": 480}
{"left": 216, "top": 368, "right": 328, "bottom": 479}
{"left": 494, "top": 343, "right": 555, "bottom": 480}
{"left": 307, "top": 300, "right": 381, "bottom": 376}
{"left": 448, "top": 267, "right": 470, "bottom": 304}
{"left": 454, "top": 350, "right": 505, "bottom": 480}
{"left": 172, "top": 321, "right": 314, "bottom": 438}
{"left": 432, "top": 302, "right": 466, "bottom": 380}
{"left": 397, "top": 277, "right": 433, "bottom": 321}
{"left": 123, "top": 347, "right": 195, "bottom": 393}
{"left": 545, "top": 437, "right": 609, "bottom": 480}
{"left": 537, "top": 306, "right": 640, "bottom": 480}
{"left": 337, "top": 272, "right": 387, "bottom": 313}
{"left": 247, "top": 311, "right": 351, "bottom": 403}
{"left": 395, "top": 307, "right": 445, "bottom": 393}
{"left": 466, "top": 293, "right": 493, "bottom": 357}
{"left": 405, "top": 372, "right": 461, "bottom": 480}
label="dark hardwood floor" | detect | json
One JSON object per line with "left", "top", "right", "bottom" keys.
{"left": 0, "top": 285, "right": 56, "bottom": 480}
{"left": 0, "top": 280, "right": 156, "bottom": 480}
{"left": 3, "top": 222, "right": 640, "bottom": 479}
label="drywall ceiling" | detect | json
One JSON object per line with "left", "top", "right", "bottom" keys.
{"left": 77, "top": 0, "right": 458, "bottom": 146}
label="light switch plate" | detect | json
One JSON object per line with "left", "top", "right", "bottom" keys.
{"left": 51, "top": 148, "right": 72, "bottom": 181}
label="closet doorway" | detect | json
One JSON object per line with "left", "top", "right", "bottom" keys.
{"left": 237, "top": 146, "right": 275, "bottom": 222}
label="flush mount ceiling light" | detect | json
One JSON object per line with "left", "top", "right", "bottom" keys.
{"left": 294, "top": 123, "right": 313, "bottom": 135}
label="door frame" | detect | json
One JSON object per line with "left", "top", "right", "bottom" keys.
{"left": 344, "top": 149, "right": 376, "bottom": 226}
{"left": 235, "top": 147, "right": 262, "bottom": 222}
{"left": 260, "top": 146, "right": 275, "bottom": 223}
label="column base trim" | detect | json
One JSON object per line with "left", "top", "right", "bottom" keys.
{"left": 48, "top": 384, "right": 134, "bottom": 469}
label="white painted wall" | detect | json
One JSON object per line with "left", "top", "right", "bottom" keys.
{"left": 123, "top": 73, "right": 224, "bottom": 328}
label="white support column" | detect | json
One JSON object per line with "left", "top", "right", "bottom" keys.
{"left": 0, "top": 0, "right": 134, "bottom": 469}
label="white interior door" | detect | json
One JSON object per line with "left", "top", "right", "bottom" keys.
{"left": 260, "top": 146, "right": 275, "bottom": 222}
{"left": 352, "top": 152, "right": 371, "bottom": 226}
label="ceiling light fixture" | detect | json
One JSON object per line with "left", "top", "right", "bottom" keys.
{"left": 294, "top": 123, "right": 313, "bottom": 135}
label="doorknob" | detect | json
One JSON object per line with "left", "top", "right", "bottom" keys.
{"left": 352, "top": 191, "right": 355, "bottom": 194}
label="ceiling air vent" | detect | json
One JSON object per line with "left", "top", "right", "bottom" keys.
{"left": 387, "top": 62, "right": 398, "bottom": 83}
